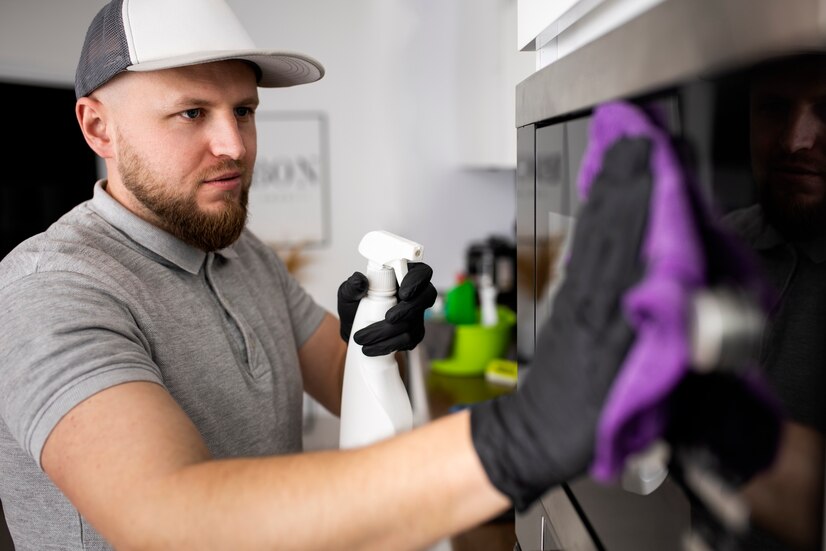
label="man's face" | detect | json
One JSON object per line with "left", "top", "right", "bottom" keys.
{"left": 104, "top": 60, "right": 259, "bottom": 250}
{"left": 750, "top": 55, "right": 826, "bottom": 239}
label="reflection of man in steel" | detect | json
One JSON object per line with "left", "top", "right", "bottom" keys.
{"left": 726, "top": 52, "right": 826, "bottom": 550}
{"left": 750, "top": 55, "right": 826, "bottom": 241}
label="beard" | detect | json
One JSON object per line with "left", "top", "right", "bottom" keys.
{"left": 118, "top": 142, "right": 251, "bottom": 251}
{"left": 758, "top": 177, "right": 826, "bottom": 242}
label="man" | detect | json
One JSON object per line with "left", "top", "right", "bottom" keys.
{"left": 725, "top": 52, "right": 826, "bottom": 550}
{"left": 0, "top": 1, "right": 625, "bottom": 549}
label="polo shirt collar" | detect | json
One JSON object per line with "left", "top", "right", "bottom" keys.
{"left": 745, "top": 204, "right": 826, "bottom": 264}
{"left": 89, "top": 180, "right": 238, "bottom": 274}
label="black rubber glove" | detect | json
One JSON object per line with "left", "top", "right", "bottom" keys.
{"left": 352, "top": 262, "right": 438, "bottom": 356}
{"left": 470, "top": 138, "right": 653, "bottom": 511}
{"left": 337, "top": 271, "right": 369, "bottom": 343}
{"left": 337, "top": 262, "right": 438, "bottom": 357}
{"left": 665, "top": 371, "right": 783, "bottom": 488}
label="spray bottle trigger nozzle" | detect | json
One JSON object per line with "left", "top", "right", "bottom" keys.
{"left": 359, "top": 230, "right": 424, "bottom": 287}
{"left": 389, "top": 259, "right": 408, "bottom": 286}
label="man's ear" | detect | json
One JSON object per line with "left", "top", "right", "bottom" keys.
{"left": 76, "top": 96, "right": 114, "bottom": 159}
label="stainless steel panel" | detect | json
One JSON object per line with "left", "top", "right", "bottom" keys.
{"left": 516, "top": 0, "right": 826, "bottom": 127}
{"left": 517, "top": 98, "right": 696, "bottom": 551}
{"left": 568, "top": 477, "right": 691, "bottom": 551}
{"left": 515, "top": 7, "right": 826, "bottom": 546}
{"left": 516, "top": 125, "right": 536, "bottom": 363}
{"left": 540, "top": 485, "right": 600, "bottom": 551}
{"left": 535, "top": 124, "right": 573, "bottom": 332}
{"left": 564, "top": 117, "right": 590, "bottom": 216}
{"left": 516, "top": 485, "right": 598, "bottom": 551}
{"left": 515, "top": 496, "right": 549, "bottom": 550}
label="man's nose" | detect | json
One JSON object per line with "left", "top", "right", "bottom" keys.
{"left": 782, "top": 107, "right": 820, "bottom": 153}
{"left": 209, "top": 114, "right": 247, "bottom": 160}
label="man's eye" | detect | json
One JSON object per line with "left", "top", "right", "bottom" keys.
{"left": 814, "top": 102, "right": 826, "bottom": 123}
{"left": 182, "top": 108, "right": 202, "bottom": 120}
{"left": 235, "top": 107, "right": 254, "bottom": 118}
{"left": 756, "top": 99, "right": 789, "bottom": 116}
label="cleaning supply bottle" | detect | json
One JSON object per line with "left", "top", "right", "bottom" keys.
{"left": 478, "top": 250, "right": 499, "bottom": 327}
{"left": 339, "top": 230, "right": 424, "bottom": 449}
{"left": 479, "top": 273, "right": 499, "bottom": 327}
{"left": 445, "top": 275, "right": 477, "bottom": 325}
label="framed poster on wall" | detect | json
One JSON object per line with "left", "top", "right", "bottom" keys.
{"left": 247, "top": 111, "right": 330, "bottom": 248}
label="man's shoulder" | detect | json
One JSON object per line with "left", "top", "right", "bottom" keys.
{"left": 0, "top": 200, "right": 126, "bottom": 289}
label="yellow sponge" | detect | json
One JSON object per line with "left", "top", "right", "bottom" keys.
{"left": 484, "top": 359, "right": 518, "bottom": 388}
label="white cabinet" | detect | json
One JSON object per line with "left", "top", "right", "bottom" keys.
{"left": 455, "top": 0, "right": 535, "bottom": 169}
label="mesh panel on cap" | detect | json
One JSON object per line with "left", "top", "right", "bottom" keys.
{"left": 75, "top": 0, "right": 131, "bottom": 99}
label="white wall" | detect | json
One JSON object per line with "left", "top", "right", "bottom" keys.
{"left": 0, "top": 0, "right": 517, "bottom": 313}
{"left": 0, "top": 1, "right": 102, "bottom": 86}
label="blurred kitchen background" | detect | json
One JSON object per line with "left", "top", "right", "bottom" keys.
{"left": 0, "top": 0, "right": 533, "bottom": 459}
{"left": 0, "top": 0, "right": 530, "bottom": 301}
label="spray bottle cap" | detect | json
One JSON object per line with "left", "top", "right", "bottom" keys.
{"left": 358, "top": 230, "right": 424, "bottom": 286}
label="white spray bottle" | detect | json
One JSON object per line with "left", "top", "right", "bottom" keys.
{"left": 339, "top": 230, "right": 423, "bottom": 449}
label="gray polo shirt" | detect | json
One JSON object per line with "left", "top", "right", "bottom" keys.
{"left": 723, "top": 205, "right": 826, "bottom": 551}
{"left": 0, "top": 181, "right": 326, "bottom": 549}
{"left": 725, "top": 203, "right": 826, "bottom": 433}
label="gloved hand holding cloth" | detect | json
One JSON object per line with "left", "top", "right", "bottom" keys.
{"left": 469, "top": 101, "right": 783, "bottom": 515}
{"left": 469, "top": 125, "right": 654, "bottom": 511}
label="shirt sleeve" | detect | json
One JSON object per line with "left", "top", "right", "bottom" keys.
{"left": 0, "top": 271, "right": 163, "bottom": 469}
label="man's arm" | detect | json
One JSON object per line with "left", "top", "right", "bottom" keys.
{"left": 741, "top": 421, "right": 825, "bottom": 551}
{"left": 42, "top": 381, "right": 509, "bottom": 550}
{"left": 298, "top": 313, "right": 347, "bottom": 416}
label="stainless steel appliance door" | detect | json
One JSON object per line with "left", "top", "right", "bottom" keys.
{"left": 515, "top": 106, "right": 694, "bottom": 551}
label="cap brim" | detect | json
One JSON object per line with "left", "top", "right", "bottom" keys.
{"left": 127, "top": 50, "right": 324, "bottom": 87}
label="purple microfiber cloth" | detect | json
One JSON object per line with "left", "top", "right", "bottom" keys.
{"left": 579, "top": 101, "right": 779, "bottom": 483}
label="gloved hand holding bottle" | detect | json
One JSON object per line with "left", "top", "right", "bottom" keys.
{"left": 337, "top": 261, "right": 437, "bottom": 356}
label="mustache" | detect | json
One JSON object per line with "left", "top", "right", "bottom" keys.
{"left": 199, "top": 159, "right": 248, "bottom": 182}
{"left": 767, "top": 153, "right": 826, "bottom": 174}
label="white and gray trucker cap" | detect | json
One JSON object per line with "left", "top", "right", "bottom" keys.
{"left": 75, "top": 0, "right": 325, "bottom": 99}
